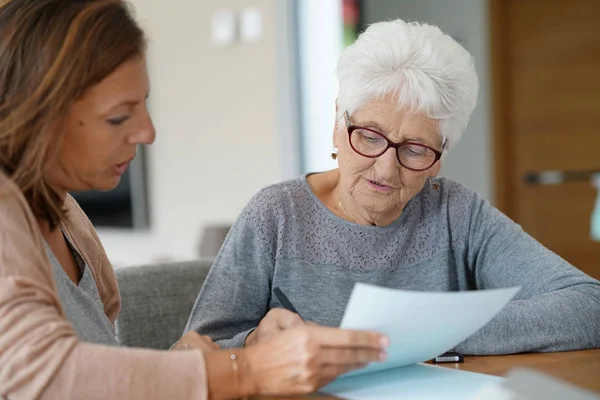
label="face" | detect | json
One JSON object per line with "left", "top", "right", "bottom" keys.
{"left": 334, "top": 94, "right": 443, "bottom": 222}
{"left": 47, "top": 56, "right": 155, "bottom": 194}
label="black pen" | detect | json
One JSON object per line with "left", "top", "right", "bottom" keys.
{"left": 273, "top": 287, "right": 304, "bottom": 320}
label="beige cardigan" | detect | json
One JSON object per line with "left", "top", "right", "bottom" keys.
{"left": 0, "top": 172, "right": 208, "bottom": 400}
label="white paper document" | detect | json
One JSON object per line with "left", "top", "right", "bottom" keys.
{"left": 339, "top": 284, "right": 520, "bottom": 376}
{"left": 320, "top": 284, "right": 520, "bottom": 400}
{"left": 322, "top": 363, "right": 504, "bottom": 400}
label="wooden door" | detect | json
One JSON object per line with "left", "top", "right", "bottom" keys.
{"left": 491, "top": 0, "right": 600, "bottom": 279}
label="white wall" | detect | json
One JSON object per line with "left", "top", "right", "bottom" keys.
{"left": 363, "top": 0, "right": 493, "bottom": 200}
{"left": 297, "top": 0, "right": 343, "bottom": 174}
{"left": 98, "top": 0, "right": 296, "bottom": 266}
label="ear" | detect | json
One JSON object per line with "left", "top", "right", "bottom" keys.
{"left": 332, "top": 98, "right": 339, "bottom": 148}
{"left": 430, "top": 160, "right": 442, "bottom": 178}
{"left": 332, "top": 129, "right": 339, "bottom": 150}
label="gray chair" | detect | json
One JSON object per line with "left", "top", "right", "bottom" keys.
{"left": 197, "top": 224, "right": 231, "bottom": 259}
{"left": 115, "top": 260, "right": 211, "bottom": 350}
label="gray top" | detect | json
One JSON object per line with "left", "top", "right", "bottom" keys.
{"left": 46, "top": 235, "right": 119, "bottom": 346}
{"left": 185, "top": 175, "right": 600, "bottom": 355}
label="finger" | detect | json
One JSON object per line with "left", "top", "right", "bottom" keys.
{"left": 331, "top": 362, "right": 369, "bottom": 375}
{"left": 200, "top": 335, "right": 216, "bottom": 347}
{"left": 173, "top": 331, "right": 200, "bottom": 349}
{"left": 181, "top": 332, "right": 217, "bottom": 352}
{"left": 311, "top": 326, "right": 389, "bottom": 349}
{"left": 317, "top": 363, "right": 370, "bottom": 387}
{"left": 170, "top": 340, "right": 187, "bottom": 351}
{"left": 269, "top": 308, "right": 304, "bottom": 330}
{"left": 320, "top": 348, "right": 384, "bottom": 365}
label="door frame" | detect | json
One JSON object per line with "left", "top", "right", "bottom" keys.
{"left": 489, "top": 0, "right": 515, "bottom": 219}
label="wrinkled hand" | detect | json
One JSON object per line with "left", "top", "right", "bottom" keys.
{"left": 171, "top": 331, "right": 220, "bottom": 353}
{"left": 244, "top": 325, "right": 389, "bottom": 396}
{"left": 245, "top": 308, "right": 304, "bottom": 347}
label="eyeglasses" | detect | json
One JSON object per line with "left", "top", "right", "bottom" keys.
{"left": 344, "top": 111, "right": 443, "bottom": 172}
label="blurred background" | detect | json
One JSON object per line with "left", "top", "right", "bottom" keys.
{"left": 73, "top": 0, "right": 600, "bottom": 280}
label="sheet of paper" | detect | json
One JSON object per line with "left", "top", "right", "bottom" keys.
{"left": 321, "top": 363, "right": 504, "bottom": 400}
{"left": 340, "top": 284, "right": 520, "bottom": 376}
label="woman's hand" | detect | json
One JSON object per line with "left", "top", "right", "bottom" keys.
{"left": 245, "top": 308, "right": 304, "bottom": 347}
{"left": 170, "top": 331, "right": 220, "bottom": 352}
{"left": 243, "top": 325, "right": 389, "bottom": 396}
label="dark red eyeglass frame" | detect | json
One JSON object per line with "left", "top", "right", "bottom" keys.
{"left": 344, "top": 110, "right": 443, "bottom": 172}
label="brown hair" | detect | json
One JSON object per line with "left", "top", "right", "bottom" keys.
{"left": 0, "top": 0, "right": 146, "bottom": 228}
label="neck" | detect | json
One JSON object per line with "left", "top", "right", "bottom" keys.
{"left": 37, "top": 217, "right": 56, "bottom": 240}
{"left": 37, "top": 185, "right": 68, "bottom": 235}
{"left": 336, "top": 184, "right": 405, "bottom": 228}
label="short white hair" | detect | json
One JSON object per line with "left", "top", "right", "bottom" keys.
{"left": 336, "top": 19, "right": 479, "bottom": 152}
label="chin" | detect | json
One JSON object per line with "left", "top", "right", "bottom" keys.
{"left": 94, "top": 176, "right": 122, "bottom": 192}
{"left": 355, "top": 197, "right": 388, "bottom": 213}
{"left": 357, "top": 192, "right": 402, "bottom": 213}
{"left": 368, "top": 205, "right": 395, "bottom": 215}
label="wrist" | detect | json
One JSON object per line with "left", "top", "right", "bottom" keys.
{"left": 204, "top": 349, "right": 257, "bottom": 400}
{"left": 236, "top": 348, "right": 259, "bottom": 397}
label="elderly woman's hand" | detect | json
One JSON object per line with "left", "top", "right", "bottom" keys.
{"left": 245, "top": 308, "right": 305, "bottom": 347}
{"left": 243, "top": 325, "right": 388, "bottom": 395}
{"left": 170, "top": 331, "right": 220, "bottom": 352}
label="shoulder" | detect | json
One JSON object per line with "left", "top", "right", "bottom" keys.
{"left": 0, "top": 172, "right": 40, "bottom": 237}
{"left": 0, "top": 172, "right": 54, "bottom": 285}
{"left": 420, "top": 178, "right": 480, "bottom": 213}
{"left": 416, "top": 177, "right": 489, "bottom": 236}
{"left": 240, "top": 177, "right": 308, "bottom": 223}
{"left": 423, "top": 178, "right": 518, "bottom": 238}
{"left": 246, "top": 178, "right": 307, "bottom": 208}
{"left": 227, "top": 178, "right": 310, "bottom": 254}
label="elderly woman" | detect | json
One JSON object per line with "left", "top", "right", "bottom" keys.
{"left": 0, "top": 1, "right": 387, "bottom": 399}
{"left": 186, "top": 19, "right": 600, "bottom": 354}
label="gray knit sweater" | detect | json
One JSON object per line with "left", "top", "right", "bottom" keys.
{"left": 185, "top": 175, "right": 600, "bottom": 354}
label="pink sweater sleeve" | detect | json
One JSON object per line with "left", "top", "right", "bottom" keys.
{"left": 0, "top": 181, "right": 209, "bottom": 399}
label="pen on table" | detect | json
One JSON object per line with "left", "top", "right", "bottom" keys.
{"left": 433, "top": 352, "right": 464, "bottom": 363}
{"left": 273, "top": 287, "right": 305, "bottom": 320}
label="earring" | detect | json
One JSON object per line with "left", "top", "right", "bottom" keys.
{"left": 429, "top": 177, "right": 440, "bottom": 191}
{"left": 331, "top": 147, "right": 338, "bottom": 160}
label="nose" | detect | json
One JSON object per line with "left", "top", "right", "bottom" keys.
{"left": 373, "top": 147, "right": 402, "bottom": 181}
{"left": 376, "top": 147, "right": 401, "bottom": 170}
{"left": 127, "top": 109, "right": 156, "bottom": 145}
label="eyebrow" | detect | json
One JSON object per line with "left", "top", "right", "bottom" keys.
{"left": 354, "top": 120, "right": 432, "bottom": 144}
{"left": 351, "top": 118, "right": 441, "bottom": 148}
{"left": 105, "top": 92, "right": 150, "bottom": 113}
{"left": 353, "top": 119, "right": 391, "bottom": 133}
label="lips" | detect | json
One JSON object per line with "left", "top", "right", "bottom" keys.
{"left": 113, "top": 157, "right": 134, "bottom": 176}
{"left": 368, "top": 179, "right": 391, "bottom": 189}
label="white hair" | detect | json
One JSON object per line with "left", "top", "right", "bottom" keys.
{"left": 336, "top": 18, "right": 479, "bottom": 152}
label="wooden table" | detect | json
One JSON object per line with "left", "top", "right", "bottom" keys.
{"left": 252, "top": 349, "right": 600, "bottom": 399}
